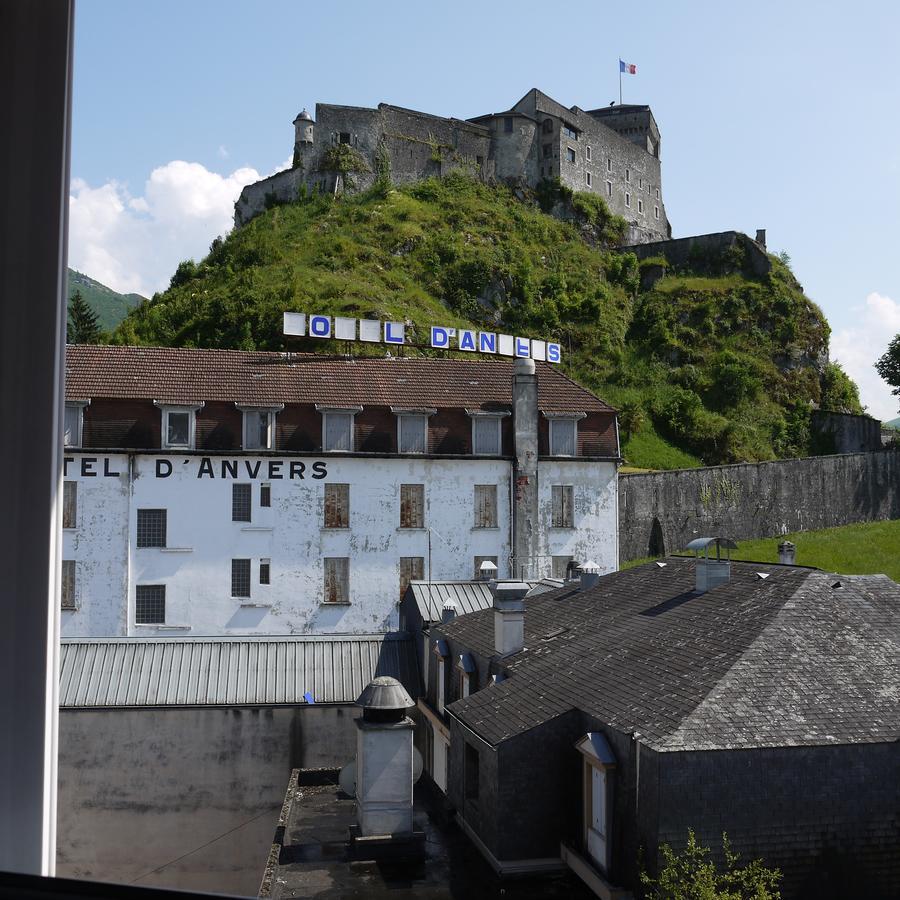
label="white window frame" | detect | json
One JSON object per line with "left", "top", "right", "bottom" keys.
{"left": 316, "top": 405, "right": 362, "bottom": 453}
{"left": 625, "top": 192, "right": 631, "bottom": 208}
{"left": 392, "top": 406, "right": 435, "bottom": 454}
{"left": 638, "top": 199, "right": 643, "bottom": 214}
{"left": 546, "top": 412, "right": 585, "bottom": 456}
{"left": 625, "top": 168, "right": 630, "bottom": 183}
{"left": 566, "top": 146, "right": 576, "bottom": 164}
{"left": 655, "top": 206, "right": 660, "bottom": 220}
{"left": 606, "top": 181, "right": 612, "bottom": 198}
{"left": 586, "top": 146, "right": 592, "bottom": 161}
{"left": 467, "top": 410, "right": 508, "bottom": 456}
{"left": 586, "top": 171, "right": 592, "bottom": 187}
{"left": 154, "top": 401, "right": 203, "bottom": 450}
{"left": 64, "top": 400, "right": 89, "bottom": 447}
{"left": 237, "top": 404, "right": 283, "bottom": 450}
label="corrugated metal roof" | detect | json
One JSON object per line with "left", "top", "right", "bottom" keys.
{"left": 407, "top": 580, "right": 544, "bottom": 623}
{"left": 59, "top": 634, "right": 417, "bottom": 708}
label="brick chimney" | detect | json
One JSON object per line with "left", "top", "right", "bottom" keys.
{"left": 512, "top": 357, "right": 539, "bottom": 580}
{"left": 493, "top": 581, "right": 529, "bottom": 656}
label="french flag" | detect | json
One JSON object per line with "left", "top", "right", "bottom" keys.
{"left": 619, "top": 59, "right": 637, "bottom": 74}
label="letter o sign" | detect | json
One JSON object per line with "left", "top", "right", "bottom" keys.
{"left": 309, "top": 315, "right": 332, "bottom": 338}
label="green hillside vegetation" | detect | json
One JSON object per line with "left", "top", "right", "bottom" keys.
{"left": 68, "top": 268, "right": 145, "bottom": 332}
{"left": 112, "top": 174, "right": 861, "bottom": 467}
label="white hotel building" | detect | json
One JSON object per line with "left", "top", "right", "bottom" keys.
{"left": 61, "top": 345, "right": 620, "bottom": 637}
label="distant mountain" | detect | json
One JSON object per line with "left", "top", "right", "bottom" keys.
{"left": 885, "top": 417, "right": 900, "bottom": 429}
{"left": 67, "top": 268, "right": 146, "bottom": 332}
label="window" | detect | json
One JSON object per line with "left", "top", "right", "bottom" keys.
{"left": 231, "top": 558, "right": 251, "bottom": 598}
{"left": 639, "top": 177, "right": 643, "bottom": 189}
{"left": 552, "top": 555, "right": 574, "bottom": 579}
{"left": 472, "top": 416, "right": 502, "bottom": 455}
{"left": 625, "top": 168, "right": 630, "bottom": 183}
{"left": 260, "top": 558, "right": 271, "bottom": 585}
{"left": 549, "top": 419, "right": 577, "bottom": 456}
{"left": 606, "top": 181, "right": 612, "bottom": 198}
{"left": 163, "top": 409, "right": 191, "bottom": 449}
{"left": 324, "top": 483, "right": 350, "bottom": 528}
{"left": 400, "top": 484, "right": 424, "bottom": 529}
{"left": 399, "top": 556, "right": 424, "bottom": 600}
{"left": 242, "top": 409, "right": 275, "bottom": 450}
{"left": 542, "top": 118, "right": 553, "bottom": 134}
{"left": 474, "top": 556, "right": 499, "bottom": 579}
{"left": 543, "top": 143, "right": 553, "bottom": 159}
{"left": 656, "top": 188, "right": 660, "bottom": 199}
{"left": 566, "top": 147, "right": 576, "bottom": 164}
{"left": 552, "top": 485, "right": 574, "bottom": 528}
{"left": 398, "top": 415, "right": 427, "bottom": 453}
{"left": 232, "top": 483, "right": 252, "bottom": 522}
{"left": 655, "top": 206, "right": 660, "bottom": 219}
{"left": 586, "top": 172, "right": 592, "bottom": 187}
{"left": 260, "top": 483, "right": 271, "bottom": 507}
{"left": 136, "top": 509, "right": 167, "bottom": 548}
{"left": 136, "top": 585, "right": 165, "bottom": 624}
{"left": 504, "top": 116, "right": 513, "bottom": 133}
{"left": 62, "top": 481, "right": 77, "bottom": 529}
{"left": 339, "top": 132, "right": 351, "bottom": 144}
{"left": 476, "top": 155, "right": 483, "bottom": 167}
{"left": 437, "top": 656, "right": 445, "bottom": 713}
{"left": 638, "top": 199, "right": 643, "bottom": 214}
{"left": 625, "top": 192, "right": 631, "bottom": 208}
{"left": 324, "top": 557, "right": 350, "bottom": 604}
{"left": 586, "top": 146, "right": 592, "bottom": 161}
{"left": 474, "top": 484, "right": 498, "bottom": 528}
{"left": 457, "top": 654, "right": 475, "bottom": 699}
{"left": 322, "top": 411, "right": 354, "bottom": 452}
{"left": 465, "top": 743, "right": 480, "bottom": 800}
{"left": 607, "top": 157, "right": 612, "bottom": 172}
{"left": 563, "top": 124, "right": 578, "bottom": 140}
{"left": 64, "top": 404, "right": 84, "bottom": 447}
{"left": 61, "top": 560, "right": 76, "bottom": 610}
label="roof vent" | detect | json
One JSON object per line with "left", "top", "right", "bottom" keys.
{"left": 478, "top": 559, "right": 498, "bottom": 581}
{"left": 755, "top": 572, "right": 770, "bottom": 580}
{"left": 831, "top": 580, "right": 843, "bottom": 589}
{"left": 778, "top": 540, "right": 796, "bottom": 565}
{"left": 655, "top": 561, "right": 667, "bottom": 568}
{"left": 686, "top": 537, "right": 737, "bottom": 593}
{"left": 580, "top": 560, "right": 601, "bottom": 592}
{"left": 441, "top": 599, "right": 457, "bottom": 625}
{"left": 492, "top": 581, "right": 529, "bottom": 656}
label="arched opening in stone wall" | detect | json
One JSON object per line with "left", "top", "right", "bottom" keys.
{"left": 649, "top": 517, "right": 665, "bottom": 558}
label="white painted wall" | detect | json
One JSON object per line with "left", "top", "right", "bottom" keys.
{"left": 536, "top": 459, "right": 618, "bottom": 575}
{"left": 60, "top": 453, "right": 618, "bottom": 636}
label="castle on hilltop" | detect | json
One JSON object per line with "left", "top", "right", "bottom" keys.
{"left": 234, "top": 88, "right": 671, "bottom": 245}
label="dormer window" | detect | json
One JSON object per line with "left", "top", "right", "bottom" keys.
{"left": 467, "top": 410, "right": 509, "bottom": 456}
{"left": 457, "top": 653, "right": 476, "bottom": 698}
{"left": 64, "top": 401, "right": 89, "bottom": 447}
{"left": 155, "top": 402, "right": 203, "bottom": 450}
{"left": 238, "top": 404, "right": 283, "bottom": 450}
{"left": 317, "top": 405, "right": 362, "bottom": 452}
{"left": 392, "top": 407, "right": 436, "bottom": 454}
{"left": 546, "top": 412, "right": 585, "bottom": 456}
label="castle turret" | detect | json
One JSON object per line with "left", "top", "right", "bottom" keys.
{"left": 292, "top": 108, "right": 314, "bottom": 168}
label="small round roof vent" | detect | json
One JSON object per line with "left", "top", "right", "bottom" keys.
{"left": 355, "top": 676, "right": 414, "bottom": 712}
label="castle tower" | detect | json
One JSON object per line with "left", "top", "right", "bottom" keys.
{"left": 292, "top": 108, "right": 314, "bottom": 168}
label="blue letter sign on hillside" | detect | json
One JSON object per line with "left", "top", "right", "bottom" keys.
{"left": 282, "top": 311, "right": 561, "bottom": 363}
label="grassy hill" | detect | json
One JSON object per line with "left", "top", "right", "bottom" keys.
{"left": 68, "top": 268, "right": 145, "bottom": 332}
{"left": 111, "top": 174, "right": 862, "bottom": 468}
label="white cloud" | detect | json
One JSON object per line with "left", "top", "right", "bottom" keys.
{"left": 831, "top": 292, "right": 900, "bottom": 421}
{"left": 68, "top": 161, "right": 262, "bottom": 297}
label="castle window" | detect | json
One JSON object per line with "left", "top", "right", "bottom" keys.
{"left": 655, "top": 206, "right": 660, "bottom": 219}
{"left": 543, "top": 144, "right": 553, "bottom": 159}
{"left": 625, "top": 193, "right": 631, "bottom": 207}
{"left": 607, "top": 158, "right": 612, "bottom": 172}
{"left": 563, "top": 124, "right": 578, "bottom": 140}
{"left": 606, "top": 181, "right": 612, "bottom": 198}
{"left": 638, "top": 199, "right": 643, "bottom": 214}
{"left": 566, "top": 147, "right": 576, "bottom": 164}
{"left": 586, "top": 146, "right": 592, "bottom": 161}
{"left": 476, "top": 155, "right": 483, "bottom": 167}
{"left": 543, "top": 118, "right": 553, "bottom": 134}
{"left": 586, "top": 172, "right": 592, "bottom": 187}
{"left": 504, "top": 116, "right": 513, "bottom": 133}
{"left": 625, "top": 168, "right": 630, "bottom": 183}
{"left": 339, "top": 132, "right": 351, "bottom": 144}
{"left": 639, "top": 177, "right": 643, "bottom": 189}
{"left": 656, "top": 188, "right": 660, "bottom": 199}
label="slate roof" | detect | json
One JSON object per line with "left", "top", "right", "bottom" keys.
{"left": 59, "top": 633, "right": 417, "bottom": 708}
{"left": 441, "top": 558, "right": 900, "bottom": 751}
{"left": 64, "top": 345, "right": 613, "bottom": 414}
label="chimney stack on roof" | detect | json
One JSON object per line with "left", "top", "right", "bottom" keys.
{"left": 478, "top": 559, "right": 498, "bottom": 582}
{"left": 579, "top": 560, "right": 601, "bottom": 592}
{"left": 441, "top": 599, "right": 457, "bottom": 625}
{"left": 778, "top": 540, "right": 796, "bottom": 565}
{"left": 492, "top": 581, "right": 529, "bottom": 656}
{"left": 511, "top": 356, "right": 539, "bottom": 580}
{"left": 686, "top": 537, "right": 737, "bottom": 593}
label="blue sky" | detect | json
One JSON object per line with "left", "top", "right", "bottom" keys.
{"left": 69, "top": 0, "right": 900, "bottom": 417}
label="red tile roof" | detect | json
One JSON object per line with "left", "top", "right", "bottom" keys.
{"left": 65, "top": 345, "right": 614, "bottom": 414}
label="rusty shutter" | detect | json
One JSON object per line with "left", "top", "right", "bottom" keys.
{"left": 400, "top": 484, "right": 424, "bottom": 529}
{"left": 324, "top": 557, "right": 349, "bottom": 604}
{"left": 61, "top": 560, "right": 76, "bottom": 610}
{"left": 551, "top": 484, "right": 574, "bottom": 528}
{"left": 399, "top": 557, "right": 425, "bottom": 600}
{"left": 63, "top": 481, "right": 77, "bottom": 529}
{"left": 324, "top": 483, "right": 350, "bottom": 528}
{"left": 474, "top": 484, "right": 497, "bottom": 528}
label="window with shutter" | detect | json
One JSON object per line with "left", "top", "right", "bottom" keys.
{"left": 399, "top": 556, "right": 424, "bottom": 599}
{"left": 323, "top": 412, "right": 353, "bottom": 451}
{"left": 63, "top": 481, "right": 77, "bottom": 529}
{"left": 549, "top": 419, "right": 577, "bottom": 456}
{"left": 324, "top": 483, "right": 350, "bottom": 528}
{"left": 399, "top": 484, "right": 424, "bottom": 528}
{"left": 61, "top": 560, "right": 76, "bottom": 610}
{"left": 398, "top": 415, "right": 427, "bottom": 453}
{"left": 473, "top": 484, "right": 497, "bottom": 528}
{"left": 323, "top": 557, "right": 350, "bottom": 604}
{"left": 472, "top": 417, "right": 501, "bottom": 455}
{"left": 551, "top": 484, "right": 574, "bottom": 528}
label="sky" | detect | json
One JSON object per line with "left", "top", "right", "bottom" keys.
{"left": 69, "top": 0, "right": 900, "bottom": 419}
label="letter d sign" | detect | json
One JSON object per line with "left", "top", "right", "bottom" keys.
{"left": 431, "top": 326, "right": 450, "bottom": 348}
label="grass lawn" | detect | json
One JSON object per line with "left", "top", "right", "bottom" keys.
{"left": 623, "top": 519, "right": 900, "bottom": 582}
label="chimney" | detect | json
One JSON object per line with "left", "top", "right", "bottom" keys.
{"left": 478, "top": 559, "right": 498, "bottom": 581}
{"left": 512, "top": 357, "right": 539, "bottom": 580}
{"left": 580, "top": 560, "right": 601, "bottom": 591}
{"left": 492, "top": 580, "right": 529, "bottom": 656}
{"left": 778, "top": 540, "right": 796, "bottom": 565}
{"left": 686, "top": 537, "right": 737, "bottom": 593}
{"left": 441, "top": 599, "right": 457, "bottom": 624}
{"left": 755, "top": 228, "right": 766, "bottom": 248}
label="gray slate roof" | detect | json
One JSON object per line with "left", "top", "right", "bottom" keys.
{"left": 441, "top": 559, "right": 900, "bottom": 751}
{"left": 59, "top": 634, "right": 417, "bottom": 708}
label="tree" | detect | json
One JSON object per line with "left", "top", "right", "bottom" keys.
{"left": 641, "top": 830, "right": 782, "bottom": 900}
{"left": 619, "top": 400, "right": 646, "bottom": 443}
{"left": 875, "top": 335, "right": 900, "bottom": 412}
{"left": 67, "top": 290, "right": 101, "bottom": 344}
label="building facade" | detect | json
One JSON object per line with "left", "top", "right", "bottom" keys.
{"left": 62, "top": 345, "right": 619, "bottom": 637}
{"left": 234, "top": 88, "right": 670, "bottom": 246}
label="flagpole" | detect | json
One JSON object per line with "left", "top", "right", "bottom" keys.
{"left": 619, "top": 61, "right": 622, "bottom": 105}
